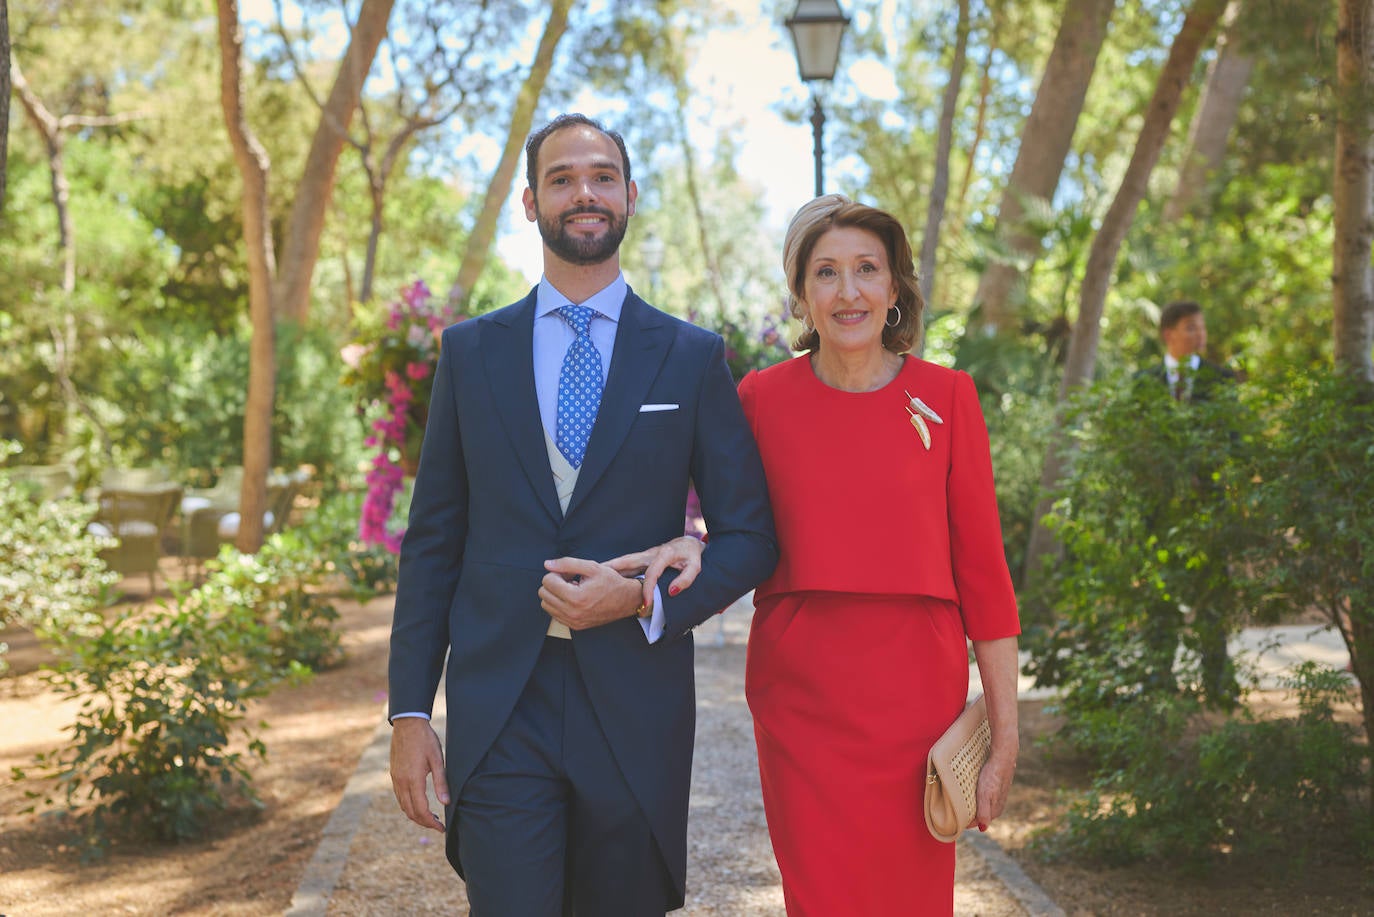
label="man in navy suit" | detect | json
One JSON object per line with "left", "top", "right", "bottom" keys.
{"left": 1140, "top": 300, "right": 1237, "bottom": 403}
{"left": 1135, "top": 299, "right": 1240, "bottom": 706}
{"left": 386, "top": 113, "right": 777, "bottom": 915}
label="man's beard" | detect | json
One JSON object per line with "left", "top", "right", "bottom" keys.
{"left": 536, "top": 204, "right": 629, "bottom": 266}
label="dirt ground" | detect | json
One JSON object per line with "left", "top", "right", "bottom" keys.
{"left": 1, "top": 585, "right": 1370, "bottom": 915}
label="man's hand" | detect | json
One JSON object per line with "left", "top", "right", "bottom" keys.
{"left": 606, "top": 535, "right": 704, "bottom": 608}
{"left": 541, "top": 557, "right": 645, "bottom": 629}
{"left": 390, "top": 717, "right": 449, "bottom": 832}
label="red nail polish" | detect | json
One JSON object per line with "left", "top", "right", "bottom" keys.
{"left": 669, "top": 585, "right": 680, "bottom": 596}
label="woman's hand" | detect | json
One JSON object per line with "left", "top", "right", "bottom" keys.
{"left": 971, "top": 635, "right": 1020, "bottom": 831}
{"left": 974, "top": 745, "right": 1017, "bottom": 830}
{"left": 606, "top": 535, "right": 704, "bottom": 608}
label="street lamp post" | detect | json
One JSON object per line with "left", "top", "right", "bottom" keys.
{"left": 786, "top": 0, "right": 850, "bottom": 198}
{"left": 639, "top": 230, "right": 666, "bottom": 300}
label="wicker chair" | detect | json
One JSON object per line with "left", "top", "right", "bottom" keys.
{"left": 182, "top": 469, "right": 308, "bottom": 570}
{"left": 89, "top": 482, "right": 184, "bottom": 593}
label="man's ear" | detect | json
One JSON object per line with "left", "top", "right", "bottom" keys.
{"left": 627, "top": 180, "right": 638, "bottom": 217}
{"left": 522, "top": 187, "right": 537, "bottom": 223}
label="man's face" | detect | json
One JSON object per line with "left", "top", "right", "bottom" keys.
{"left": 1162, "top": 313, "right": 1207, "bottom": 360}
{"left": 523, "top": 125, "right": 637, "bottom": 267}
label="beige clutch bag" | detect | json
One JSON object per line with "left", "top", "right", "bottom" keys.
{"left": 924, "top": 694, "right": 991, "bottom": 842}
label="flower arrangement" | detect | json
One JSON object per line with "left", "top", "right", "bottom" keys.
{"left": 689, "top": 301, "right": 794, "bottom": 383}
{"left": 342, "top": 280, "right": 459, "bottom": 552}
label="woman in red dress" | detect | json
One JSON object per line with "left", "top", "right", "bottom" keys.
{"left": 626, "top": 196, "right": 1021, "bottom": 915}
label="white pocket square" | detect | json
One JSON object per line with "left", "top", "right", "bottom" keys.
{"left": 639, "top": 403, "right": 679, "bottom": 413}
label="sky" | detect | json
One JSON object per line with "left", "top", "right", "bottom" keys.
{"left": 240, "top": 0, "right": 900, "bottom": 286}
{"left": 494, "top": 2, "right": 900, "bottom": 284}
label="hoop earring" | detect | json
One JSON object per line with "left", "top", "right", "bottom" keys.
{"left": 885, "top": 305, "right": 901, "bottom": 328}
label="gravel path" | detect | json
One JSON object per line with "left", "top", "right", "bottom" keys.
{"left": 303, "top": 606, "right": 1036, "bottom": 916}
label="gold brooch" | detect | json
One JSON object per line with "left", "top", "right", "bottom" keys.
{"left": 904, "top": 390, "right": 944, "bottom": 450}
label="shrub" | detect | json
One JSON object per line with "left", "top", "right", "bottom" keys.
{"left": 13, "top": 589, "right": 295, "bottom": 854}
{"left": 296, "top": 488, "right": 398, "bottom": 600}
{"left": 13, "top": 520, "right": 345, "bottom": 853}
{"left": 0, "top": 444, "right": 119, "bottom": 672}
{"left": 199, "top": 532, "right": 343, "bottom": 674}
{"left": 1027, "top": 370, "right": 1265, "bottom": 709}
{"left": 1246, "top": 371, "right": 1374, "bottom": 794}
{"left": 1040, "top": 663, "right": 1368, "bottom": 868}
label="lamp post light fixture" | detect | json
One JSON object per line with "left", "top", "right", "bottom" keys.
{"left": 639, "top": 229, "right": 666, "bottom": 298}
{"left": 786, "top": 0, "right": 850, "bottom": 198}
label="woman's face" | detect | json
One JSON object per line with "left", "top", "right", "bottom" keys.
{"left": 800, "top": 226, "right": 897, "bottom": 357}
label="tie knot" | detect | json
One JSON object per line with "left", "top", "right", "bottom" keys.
{"left": 557, "top": 304, "right": 598, "bottom": 337}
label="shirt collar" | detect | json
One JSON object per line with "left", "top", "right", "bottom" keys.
{"left": 1164, "top": 353, "right": 1200, "bottom": 372}
{"left": 535, "top": 274, "right": 628, "bottom": 322}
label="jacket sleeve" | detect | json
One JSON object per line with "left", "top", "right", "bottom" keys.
{"left": 387, "top": 326, "right": 469, "bottom": 719}
{"left": 660, "top": 339, "right": 777, "bottom": 640}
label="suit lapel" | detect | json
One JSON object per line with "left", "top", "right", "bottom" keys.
{"left": 480, "top": 291, "right": 563, "bottom": 523}
{"left": 566, "top": 291, "right": 671, "bottom": 517}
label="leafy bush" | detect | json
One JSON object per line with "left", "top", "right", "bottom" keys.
{"left": 91, "top": 322, "right": 365, "bottom": 485}
{"left": 1245, "top": 371, "right": 1374, "bottom": 777}
{"left": 1026, "top": 368, "right": 1373, "bottom": 866}
{"left": 296, "top": 488, "right": 398, "bottom": 600}
{"left": 199, "top": 532, "right": 343, "bottom": 673}
{"left": 13, "top": 518, "right": 347, "bottom": 853}
{"left": 1027, "top": 371, "right": 1265, "bottom": 709}
{"left": 0, "top": 444, "right": 119, "bottom": 672}
{"left": 14, "top": 590, "right": 295, "bottom": 854}
{"left": 1040, "top": 663, "right": 1368, "bottom": 867}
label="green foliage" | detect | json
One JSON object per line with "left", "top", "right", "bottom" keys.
{"left": 943, "top": 325, "right": 1060, "bottom": 586}
{"left": 1028, "top": 369, "right": 1265, "bottom": 707}
{"left": 296, "top": 489, "right": 398, "bottom": 600}
{"left": 1245, "top": 371, "right": 1374, "bottom": 756}
{"left": 1039, "top": 664, "right": 1368, "bottom": 868}
{"left": 199, "top": 532, "right": 343, "bottom": 673}
{"left": 1028, "top": 369, "right": 1374, "bottom": 865}
{"left": 0, "top": 443, "right": 119, "bottom": 672}
{"left": 11, "top": 509, "right": 353, "bottom": 854}
{"left": 95, "top": 322, "right": 365, "bottom": 485}
{"left": 14, "top": 591, "right": 290, "bottom": 854}
{"left": 1247, "top": 371, "right": 1374, "bottom": 638}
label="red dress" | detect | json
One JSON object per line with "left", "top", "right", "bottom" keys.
{"left": 737, "top": 355, "right": 1020, "bottom": 917}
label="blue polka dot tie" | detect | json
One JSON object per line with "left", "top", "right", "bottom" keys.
{"left": 555, "top": 305, "right": 603, "bottom": 468}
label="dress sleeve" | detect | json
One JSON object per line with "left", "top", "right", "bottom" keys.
{"left": 947, "top": 371, "right": 1021, "bottom": 641}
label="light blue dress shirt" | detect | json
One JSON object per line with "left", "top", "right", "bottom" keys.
{"left": 534, "top": 275, "right": 665, "bottom": 643}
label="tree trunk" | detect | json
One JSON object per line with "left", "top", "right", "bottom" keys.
{"left": 360, "top": 172, "right": 386, "bottom": 303}
{"left": 1, "top": 0, "right": 10, "bottom": 218}
{"left": 359, "top": 120, "right": 432, "bottom": 304}
{"left": 447, "top": 0, "right": 574, "bottom": 310}
{"left": 274, "top": 0, "right": 396, "bottom": 325}
{"left": 972, "top": 0, "right": 1117, "bottom": 334}
{"left": 956, "top": 39, "right": 995, "bottom": 215}
{"left": 663, "top": 32, "right": 728, "bottom": 316}
{"left": 217, "top": 0, "right": 276, "bottom": 553}
{"left": 10, "top": 62, "right": 75, "bottom": 293}
{"left": 1023, "top": 0, "right": 1230, "bottom": 590}
{"left": 1165, "top": 0, "right": 1254, "bottom": 221}
{"left": 1334, "top": 0, "right": 1374, "bottom": 384}
{"left": 918, "top": 0, "right": 971, "bottom": 318}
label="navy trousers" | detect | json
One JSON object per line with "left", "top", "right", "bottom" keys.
{"left": 453, "top": 638, "right": 673, "bottom": 916}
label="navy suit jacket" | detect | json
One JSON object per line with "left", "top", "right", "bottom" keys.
{"left": 387, "top": 287, "right": 777, "bottom": 903}
{"left": 1137, "top": 358, "right": 1237, "bottom": 402}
